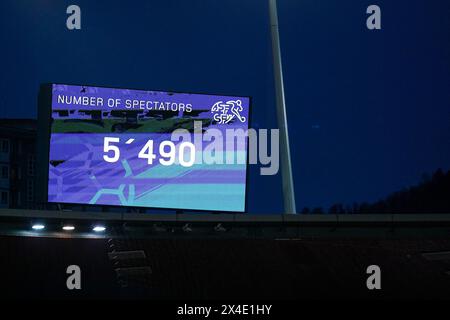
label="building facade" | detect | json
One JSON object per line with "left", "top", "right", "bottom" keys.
{"left": 0, "top": 119, "right": 37, "bottom": 209}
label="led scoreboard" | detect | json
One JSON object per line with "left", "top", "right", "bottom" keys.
{"left": 39, "top": 84, "right": 250, "bottom": 212}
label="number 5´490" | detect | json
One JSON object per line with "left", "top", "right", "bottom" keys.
{"left": 103, "top": 137, "right": 196, "bottom": 168}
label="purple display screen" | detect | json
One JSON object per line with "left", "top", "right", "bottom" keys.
{"left": 47, "top": 84, "right": 250, "bottom": 212}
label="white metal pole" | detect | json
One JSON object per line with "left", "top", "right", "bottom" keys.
{"left": 269, "top": 0, "right": 297, "bottom": 214}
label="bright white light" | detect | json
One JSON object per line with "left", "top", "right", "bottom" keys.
{"left": 93, "top": 226, "right": 106, "bottom": 232}
{"left": 62, "top": 225, "right": 75, "bottom": 231}
{"left": 32, "top": 224, "right": 45, "bottom": 230}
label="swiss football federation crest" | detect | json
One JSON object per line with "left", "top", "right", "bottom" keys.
{"left": 211, "top": 100, "right": 246, "bottom": 124}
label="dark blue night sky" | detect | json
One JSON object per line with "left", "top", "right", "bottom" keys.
{"left": 0, "top": 0, "right": 449, "bottom": 213}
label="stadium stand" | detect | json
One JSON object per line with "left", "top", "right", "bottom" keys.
{"left": 1, "top": 235, "right": 450, "bottom": 299}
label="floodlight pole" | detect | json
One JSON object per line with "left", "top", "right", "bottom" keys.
{"left": 269, "top": 0, "right": 297, "bottom": 214}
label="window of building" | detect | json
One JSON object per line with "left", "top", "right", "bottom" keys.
{"left": 27, "top": 154, "right": 35, "bottom": 176}
{"left": 27, "top": 180, "right": 34, "bottom": 202}
{"left": 1, "top": 191, "right": 8, "bottom": 205}
{"left": 1, "top": 165, "right": 9, "bottom": 179}
{"left": 0, "top": 139, "right": 9, "bottom": 153}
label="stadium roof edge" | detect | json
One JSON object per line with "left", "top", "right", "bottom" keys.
{"left": 1, "top": 209, "right": 450, "bottom": 224}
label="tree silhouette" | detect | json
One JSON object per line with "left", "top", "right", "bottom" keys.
{"left": 321, "top": 169, "right": 450, "bottom": 214}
